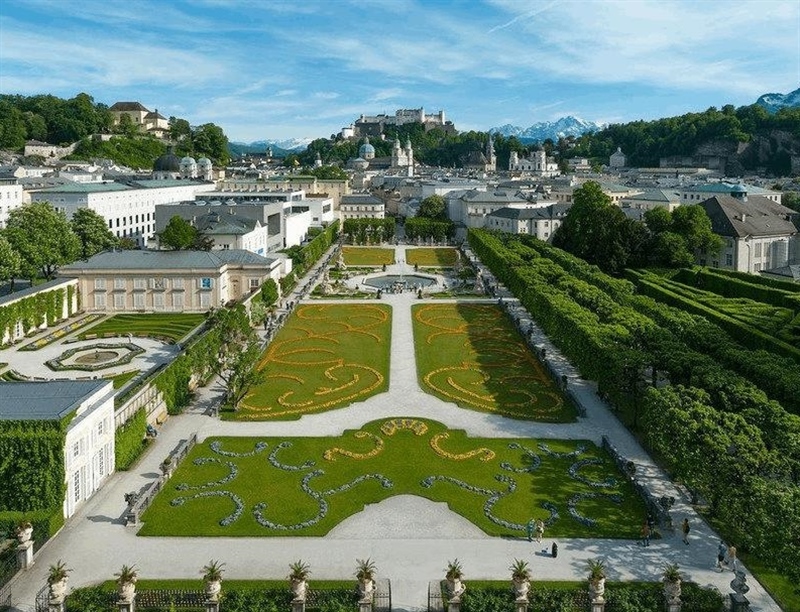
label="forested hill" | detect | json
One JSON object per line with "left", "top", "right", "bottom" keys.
{"left": 569, "top": 104, "right": 800, "bottom": 175}
{"left": 0, "top": 93, "right": 230, "bottom": 168}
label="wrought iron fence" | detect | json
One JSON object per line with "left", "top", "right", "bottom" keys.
{"left": 427, "top": 581, "right": 444, "bottom": 612}
{"left": 374, "top": 579, "right": 391, "bottom": 612}
{"left": 34, "top": 584, "right": 49, "bottom": 612}
{"left": 135, "top": 588, "right": 206, "bottom": 610}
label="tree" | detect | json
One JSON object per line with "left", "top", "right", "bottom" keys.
{"left": 643, "top": 207, "right": 672, "bottom": 235}
{"left": 208, "top": 305, "right": 266, "bottom": 411}
{"left": 5, "top": 202, "right": 80, "bottom": 280}
{"left": 259, "top": 279, "right": 279, "bottom": 307}
{"left": 782, "top": 191, "right": 800, "bottom": 213}
{"left": 71, "top": 208, "right": 117, "bottom": 259}
{"left": 0, "top": 235, "right": 22, "bottom": 289}
{"left": 306, "top": 165, "right": 348, "bottom": 180}
{"left": 417, "top": 195, "right": 448, "bottom": 220}
{"left": 671, "top": 204, "right": 723, "bottom": 254}
{"left": 192, "top": 123, "right": 229, "bottom": 166}
{"left": 159, "top": 216, "right": 198, "bottom": 250}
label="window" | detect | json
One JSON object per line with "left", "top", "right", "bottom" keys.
{"left": 200, "top": 292, "right": 211, "bottom": 308}
{"left": 73, "top": 471, "right": 80, "bottom": 503}
{"left": 199, "top": 277, "right": 213, "bottom": 289}
{"left": 133, "top": 278, "right": 146, "bottom": 290}
{"left": 173, "top": 278, "right": 184, "bottom": 290}
{"left": 114, "top": 278, "right": 125, "bottom": 290}
{"left": 73, "top": 441, "right": 80, "bottom": 457}
{"left": 94, "top": 278, "right": 106, "bottom": 290}
{"left": 98, "top": 449, "right": 105, "bottom": 477}
{"left": 172, "top": 293, "right": 184, "bottom": 309}
{"left": 725, "top": 254, "right": 733, "bottom": 266}
{"left": 113, "top": 293, "right": 125, "bottom": 310}
{"left": 93, "top": 293, "right": 106, "bottom": 309}
{"left": 134, "top": 293, "right": 145, "bottom": 309}
{"left": 150, "top": 277, "right": 165, "bottom": 290}
{"left": 97, "top": 420, "right": 105, "bottom": 436}
{"left": 249, "top": 278, "right": 260, "bottom": 289}
{"left": 754, "top": 243, "right": 762, "bottom": 257}
{"left": 153, "top": 292, "right": 165, "bottom": 310}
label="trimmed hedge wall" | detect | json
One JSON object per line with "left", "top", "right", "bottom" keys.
{"left": 342, "top": 218, "right": 395, "bottom": 244}
{"left": 675, "top": 267, "right": 800, "bottom": 312}
{"left": 114, "top": 408, "right": 148, "bottom": 471}
{"left": 0, "top": 420, "right": 66, "bottom": 512}
{"left": 0, "top": 286, "right": 74, "bottom": 346}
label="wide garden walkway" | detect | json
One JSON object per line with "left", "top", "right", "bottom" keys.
{"left": 5, "top": 245, "right": 780, "bottom": 612}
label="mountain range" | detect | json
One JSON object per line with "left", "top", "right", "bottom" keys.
{"left": 755, "top": 87, "right": 800, "bottom": 113}
{"left": 228, "top": 138, "right": 314, "bottom": 157}
{"left": 489, "top": 116, "right": 604, "bottom": 144}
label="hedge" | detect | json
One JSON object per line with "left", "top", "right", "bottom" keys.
{"left": 0, "top": 286, "right": 74, "bottom": 346}
{"left": 114, "top": 408, "right": 148, "bottom": 471}
{"left": 0, "top": 420, "right": 67, "bottom": 512}
{"left": 342, "top": 218, "right": 395, "bottom": 244}
{"left": 707, "top": 266, "right": 800, "bottom": 292}
{"left": 675, "top": 267, "right": 800, "bottom": 312}
{"left": 405, "top": 217, "right": 454, "bottom": 241}
{"left": 635, "top": 276, "right": 800, "bottom": 364}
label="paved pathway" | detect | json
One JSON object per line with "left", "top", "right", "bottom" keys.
{"left": 4, "top": 245, "right": 780, "bottom": 611}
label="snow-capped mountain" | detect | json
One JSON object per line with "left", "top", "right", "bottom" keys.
{"left": 755, "top": 87, "right": 800, "bottom": 113}
{"left": 231, "top": 138, "right": 313, "bottom": 151}
{"left": 489, "top": 116, "right": 603, "bottom": 143}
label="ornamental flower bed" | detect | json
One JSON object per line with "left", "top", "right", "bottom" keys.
{"left": 139, "top": 419, "right": 645, "bottom": 538}
{"left": 46, "top": 342, "right": 145, "bottom": 372}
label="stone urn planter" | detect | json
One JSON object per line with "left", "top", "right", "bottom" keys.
{"left": 587, "top": 559, "right": 606, "bottom": 601}
{"left": 202, "top": 560, "right": 225, "bottom": 602}
{"left": 355, "top": 558, "right": 376, "bottom": 599}
{"left": 445, "top": 559, "right": 465, "bottom": 597}
{"left": 115, "top": 565, "right": 138, "bottom": 602}
{"left": 47, "top": 560, "right": 71, "bottom": 604}
{"left": 662, "top": 563, "right": 682, "bottom": 603}
{"left": 289, "top": 560, "right": 310, "bottom": 601}
{"left": 16, "top": 522, "right": 33, "bottom": 544}
{"left": 510, "top": 559, "right": 531, "bottom": 600}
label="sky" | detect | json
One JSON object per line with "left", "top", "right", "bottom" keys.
{"left": 1, "top": 0, "right": 798, "bottom": 144}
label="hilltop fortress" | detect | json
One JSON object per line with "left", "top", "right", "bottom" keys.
{"left": 341, "top": 107, "right": 456, "bottom": 139}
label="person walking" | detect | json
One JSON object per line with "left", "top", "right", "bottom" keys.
{"left": 716, "top": 540, "right": 728, "bottom": 571}
{"left": 640, "top": 521, "right": 651, "bottom": 547}
{"left": 535, "top": 519, "right": 545, "bottom": 543}
{"left": 681, "top": 518, "right": 690, "bottom": 545}
{"left": 727, "top": 545, "right": 738, "bottom": 572}
{"left": 526, "top": 519, "right": 534, "bottom": 543}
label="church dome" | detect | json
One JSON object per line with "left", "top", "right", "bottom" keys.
{"left": 153, "top": 149, "right": 181, "bottom": 172}
{"left": 197, "top": 157, "right": 212, "bottom": 168}
{"left": 359, "top": 138, "right": 376, "bottom": 160}
{"left": 351, "top": 157, "right": 370, "bottom": 170}
{"left": 180, "top": 156, "right": 197, "bottom": 168}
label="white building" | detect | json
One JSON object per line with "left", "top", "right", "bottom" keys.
{"left": 447, "top": 189, "right": 532, "bottom": 228}
{"left": 485, "top": 203, "right": 571, "bottom": 240}
{"left": 508, "top": 150, "right": 560, "bottom": 177}
{"left": 0, "top": 179, "right": 23, "bottom": 228}
{"left": 30, "top": 179, "right": 215, "bottom": 247}
{"left": 339, "top": 194, "right": 385, "bottom": 220}
{"left": 0, "top": 380, "right": 115, "bottom": 519}
{"left": 680, "top": 182, "right": 782, "bottom": 205}
{"left": 60, "top": 249, "right": 284, "bottom": 312}
{"left": 609, "top": 147, "right": 627, "bottom": 169}
{"left": 698, "top": 194, "right": 799, "bottom": 273}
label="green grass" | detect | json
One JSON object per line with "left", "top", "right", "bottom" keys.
{"left": 107, "top": 370, "right": 139, "bottom": 389}
{"left": 412, "top": 303, "right": 577, "bottom": 422}
{"left": 139, "top": 418, "right": 644, "bottom": 538}
{"left": 341, "top": 247, "right": 395, "bottom": 266}
{"left": 737, "top": 550, "right": 800, "bottom": 611}
{"left": 233, "top": 304, "right": 391, "bottom": 420}
{"left": 406, "top": 248, "right": 459, "bottom": 267}
{"left": 78, "top": 313, "right": 205, "bottom": 343}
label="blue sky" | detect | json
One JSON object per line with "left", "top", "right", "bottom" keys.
{"left": 1, "top": 0, "right": 798, "bottom": 143}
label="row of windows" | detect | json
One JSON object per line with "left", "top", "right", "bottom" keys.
{"left": 95, "top": 291, "right": 211, "bottom": 309}
{"left": 109, "top": 213, "right": 153, "bottom": 228}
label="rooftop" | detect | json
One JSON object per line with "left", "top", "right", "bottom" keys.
{"left": 0, "top": 380, "right": 109, "bottom": 421}
{"left": 60, "top": 249, "right": 275, "bottom": 272}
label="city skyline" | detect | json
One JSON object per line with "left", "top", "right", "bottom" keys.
{"left": 1, "top": 0, "right": 798, "bottom": 143}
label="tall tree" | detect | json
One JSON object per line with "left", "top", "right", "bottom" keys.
{"left": 5, "top": 202, "right": 80, "bottom": 280}
{"left": 192, "top": 123, "right": 229, "bottom": 166}
{"left": 159, "top": 216, "right": 198, "bottom": 250}
{"left": 417, "top": 195, "right": 448, "bottom": 220}
{"left": 207, "top": 304, "right": 266, "bottom": 411}
{"left": 0, "top": 235, "right": 22, "bottom": 289}
{"left": 71, "top": 208, "right": 118, "bottom": 259}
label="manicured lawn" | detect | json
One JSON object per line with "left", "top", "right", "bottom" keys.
{"left": 406, "top": 248, "right": 459, "bottom": 267}
{"left": 234, "top": 304, "right": 391, "bottom": 420}
{"left": 341, "top": 247, "right": 395, "bottom": 266}
{"left": 139, "top": 419, "right": 644, "bottom": 538}
{"left": 412, "top": 304, "right": 577, "bottom": 421}
{"left": 78, "top": 313, "right": 205, "bottom": 343}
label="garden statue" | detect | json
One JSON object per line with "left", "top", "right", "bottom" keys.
{"left": 510, "top": 559, "right": 531, "bottom": 600}
{"left": 115, "top": 565, "right": 138, "bottom": 603}
{"left": 445, "top": 559, "right": 465, "bottom": 598}
{"left": 202, "top": 560, "right": 225, "bottom": 602}
{"left": 355, "top": 558, "right": 376, "bottom": 599}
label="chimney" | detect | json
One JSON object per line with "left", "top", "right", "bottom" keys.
{"left": 741, "top": 213, "right": 747, "bottom": 223}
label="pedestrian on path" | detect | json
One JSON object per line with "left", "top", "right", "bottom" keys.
{"left": 727, "top": 545, "right": 738, "bottom": 572}
{"left": 681, "top": 518, "right": 690, "bottom": 545}
{"left": 716, "top": 540, "right": 728, "bottom": 571}
{"left": 640, "top": 521, "right": 651, "bottom": 547}
{"left": 526, "top": 519, "right": 534, "bottom": 543}
{"left": 535, "top": 519, "right": 545, "bottom": 543}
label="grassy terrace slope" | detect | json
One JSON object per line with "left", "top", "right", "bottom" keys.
{"left": 235, "top": 304, "right": 391, "bottom": 420}
{"left": 79, "top": 313, "right": 205, "bottom": 343}
{"left": 139, "top": 419, "right": 643, "bottom": 538}
{"left": 406, "top": 247, "right": 459, "bottom": 267}
{"left": 412, "top": 303, "right": 576, "bottom": 421}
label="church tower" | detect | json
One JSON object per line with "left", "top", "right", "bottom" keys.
{"left": 405, "top": 138, "right": 414, "bottom": 177}
{"left": 486, "top": 134, "right": 496, "bottom": 172}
